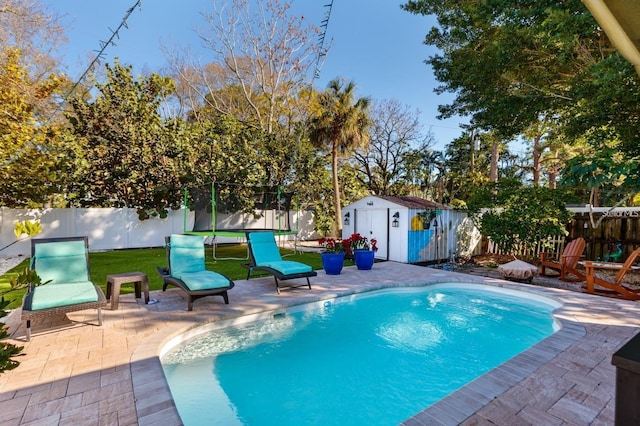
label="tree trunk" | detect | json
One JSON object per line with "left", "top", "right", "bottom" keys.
{"left": 532, "top": 135, "right": 541, "bottom": 186}
{"left": 548, "top": 171, "right": 557, "bottom": 189}
{"left": 547, "top": 149, "right": 558, "bottom": 189}
{"left": 592, "top": 187, "right": 600, "bottom": 207}
{"left": 470, "top": 131, "right": 476, "bottom": 174}
{"left": 490, "top": 140, "right": 499, "bottom": 182}
{"left": 332, "top": 141, "right": 342, "bottom": 236}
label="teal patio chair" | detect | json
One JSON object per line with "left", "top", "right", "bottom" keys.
{"left": 156, "top": 234, "right": 235, "bottom": 311}
{"left": 21, "top": 236, "right": 107, "bottom": 341}
{"left": 244, "top": 231, "right": 316, "bottom": 294}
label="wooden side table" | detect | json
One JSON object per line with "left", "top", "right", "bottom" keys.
{"left": 106, "top": 272, "right": 150, "bottom": 310}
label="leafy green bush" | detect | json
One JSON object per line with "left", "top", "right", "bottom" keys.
{"left": 466, "top": 180, "right": 576, "bottom": 254}
{"left": 0, "top": 282, "right": 28, "bottom": 373}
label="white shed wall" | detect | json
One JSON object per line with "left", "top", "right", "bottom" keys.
{"left": 342, "top": 196, "right": 403, "bottom": 261}
{"left": 342, "top": 196, "right": 468, "bottom": 264}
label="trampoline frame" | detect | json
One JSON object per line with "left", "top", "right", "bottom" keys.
{"left": 182, "top": 183, "right": 300, "bottom": 260}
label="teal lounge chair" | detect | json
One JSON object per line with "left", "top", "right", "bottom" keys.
{"left": 21, "top": 237, "right": 107, "bottom": 341}
{"left": 244, "top": 231, "right": 316, "bottom": 294}
{"left": 156, "top": 234, "right": 235, "bottom": 311}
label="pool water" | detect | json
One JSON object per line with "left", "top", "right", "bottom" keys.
{"left": 162, "top": 285, "right": 558, "bottom": 425}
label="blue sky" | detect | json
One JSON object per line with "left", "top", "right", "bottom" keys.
{"left": 43, "top": 0, "right": 467, "bottom": 150}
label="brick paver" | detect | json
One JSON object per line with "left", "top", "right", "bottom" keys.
{"left": 0, "top": 262, "right": 637, "bottom": 425}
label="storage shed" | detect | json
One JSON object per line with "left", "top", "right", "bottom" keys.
{"left": 342, "top": 195, "right": 464, "bottom": 264}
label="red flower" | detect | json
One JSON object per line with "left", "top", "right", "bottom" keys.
{"left": 318, "top": 237, "right": 346, "bottom": 253}
{"left": 342, "top": 237, "right": 353, "bottom": 256}
{"left": 347, "top": 233, "right": 377, "bottom": 251}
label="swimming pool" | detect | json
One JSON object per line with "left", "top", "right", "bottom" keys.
{"left": 161, "top": 284, "right": 559, "bottom": 425}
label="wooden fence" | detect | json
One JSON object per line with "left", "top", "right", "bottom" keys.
{"left": 568, "top": 209, "right": 640, "bottom": 261}
{"left": 484, "top": 237, "right": 566, "bottom": 260}
{"left": 482, "top": 207, "right": 640, "bottom": 261}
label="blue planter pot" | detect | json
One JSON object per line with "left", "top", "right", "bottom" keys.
{"left": 354, "top": 249, "right": 375, "bottom": 270}
{"left": 321, "top": 252, "right": 345, "bottom": 275}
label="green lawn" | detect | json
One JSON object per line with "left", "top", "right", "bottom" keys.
{"left": 0, "top": 244, "right": 340, "bottom": 309}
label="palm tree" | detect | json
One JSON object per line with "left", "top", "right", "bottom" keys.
{"left": 309, "top": 78, "right": 371, "bottom": 235}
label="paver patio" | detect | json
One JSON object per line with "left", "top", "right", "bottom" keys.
{"left": 1, "top": 261, "right": 638, "bottom": 425}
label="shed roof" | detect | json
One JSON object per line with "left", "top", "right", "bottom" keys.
{"left": 376, "top": 196, "right": 449, "bottom": 210}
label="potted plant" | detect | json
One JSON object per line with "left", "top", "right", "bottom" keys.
{"left": 318, "top": 237, "right": 347, "bottom": 275}
{"left": 347, "top": 233, "right": 378, "bottom": 270}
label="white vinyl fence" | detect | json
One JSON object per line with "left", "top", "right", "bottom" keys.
{"left": 0, "top": 207, "right": 193, "bottom": 256}
{"left": 0, "top": 207, "right": 317, "bottom": 257}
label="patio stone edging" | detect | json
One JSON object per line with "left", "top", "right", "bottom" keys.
{"left": 129, "top": 265, "right": 594, "bottom": 426}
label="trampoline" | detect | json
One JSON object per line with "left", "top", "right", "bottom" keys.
{"left": 183, "top": 183, "right": 299, "bottom": 260}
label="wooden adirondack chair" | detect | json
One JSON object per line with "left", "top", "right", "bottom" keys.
{"left": 539, "top": 237, "right": 586, "bottom": 282}
{"left": 584, "top": 247, "right": 640, "bottom": 300}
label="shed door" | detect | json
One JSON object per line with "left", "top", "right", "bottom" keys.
{"left": 355, "top": 209, "right": 389, "bottom": 259}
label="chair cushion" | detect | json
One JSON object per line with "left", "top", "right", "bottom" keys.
{"left": 33, "top": 241, "right": 89, "bottom": 284}
{"left": 248, "top": 232, "right": 282, "bottom": 264}
{"left": 34, "top": 240, "right": 86, "bottom": 258}
{"left": 260, "top": 260, "right": 313, "bottom": 275}
{"left": 177, "top": 271, "right": 231, "bottom": 291}
{"left": 170, "top": 234, "right": 206, "bottom": 275}
{"left": 29, "top": 282, "right": 98, "bottom": 310}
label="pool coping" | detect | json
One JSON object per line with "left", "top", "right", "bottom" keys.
{"left": 128, "top": 262, "right": 633, "bottom": 425}
{"left": 401, "top": 293, "right": 585, "bottom": 425}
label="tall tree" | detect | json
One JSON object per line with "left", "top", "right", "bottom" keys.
{"left": 0, "top": 0, "right": 65, "bottom": 82}
{"left": 0, "top": 47, "right": 65, "bottom": 207}
{"left": 405, "top": 1, "right": 640, "bottom": 197}
{"left": 67, "top": 61, "right": 183, "bottom": 219}
{"left": 0, "top": 1, "right": 69, "bottom": 207}
{"left": 173, "top": 0, "right": 319, "bottom": 134}
{"left": 402, "top": 0, "right": 609, "bottom": 139}
{"left": 418, "top": 149, "right": 446, "bottom": 202}
{"left": 309, "top": 78, "right": 371, "bottom": 235}
{"left": 352, "top": 99, "right": 433, "bottom": 196}
{"left": 167, "top": 0, "right": 322, "bottom": 191}
{"left": 179, "top": 115, "right": 268, "bottom": 192}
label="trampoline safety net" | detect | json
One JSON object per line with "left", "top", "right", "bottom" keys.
{"left": 185, "top": 183, "right": 295, "bottom": 234}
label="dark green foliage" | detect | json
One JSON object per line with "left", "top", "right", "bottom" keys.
{"left": 402, "top": 0, "right": 609, "bottom": 138}
{"left": 561, "top": 149, "right": 640, "bottom": 206}
{"left": 0, "top": 278, "right": 28, "bottom": 374}
{"left": 0, "top": 265, "right": 49, "bottom": 373}
{"left": 563, "top": 55, "right": 640, "bottom": 154}
{"left": 9, "top": 267, "right": 48, "bottom": 290}
{"left": 403, "top": 0, "right": 640, "bottom": 204}
{"left": 0, "top": 323, "right": 23, "bottom": 373}
{"left": 66, "top": 61, "right": 184, "bottom": 218}
{"left": 466, "top": 180, "right": 576, "bottom": 253}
